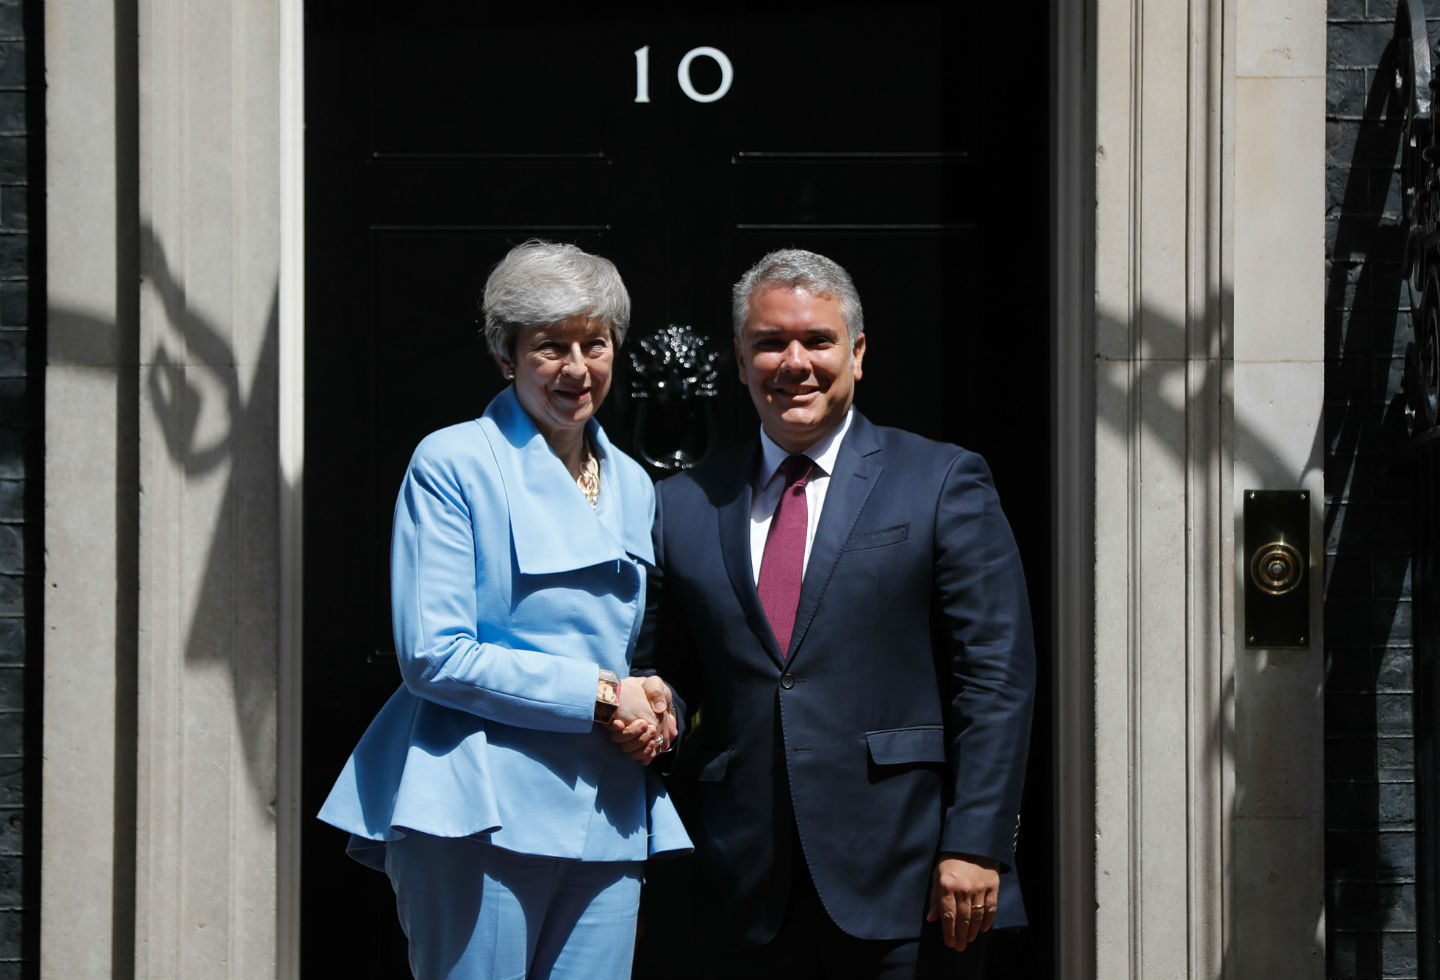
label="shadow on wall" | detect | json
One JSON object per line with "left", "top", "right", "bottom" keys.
{"left": 48, "top": 220, "right": 281, "bottom": 811}
{"left": 139, "top": 222, "right": 281, "bottom": 807}
{"left": 1089, "top": 273, "right": 1325, "bottom": 976}
{"left": 1322, "top": 30, "right": 1419, "bottom": 980}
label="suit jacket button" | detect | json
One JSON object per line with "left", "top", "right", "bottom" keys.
{"left": 780, "top": 673, "right": 795, "bottom": 690}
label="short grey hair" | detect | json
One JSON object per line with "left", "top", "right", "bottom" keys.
{"left": 481, "top": 240, "right": 632, "bottom": 361}
{"left": 731, "top": 248, "right": 864, "bottom": 343}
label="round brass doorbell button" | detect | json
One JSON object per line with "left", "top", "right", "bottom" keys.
{"left": 1250, "top": 541, "right": 1304, "bottom": 596}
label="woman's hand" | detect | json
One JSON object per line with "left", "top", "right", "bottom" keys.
{"left": 608, "top": 676, "right": 677, "bottom": 764}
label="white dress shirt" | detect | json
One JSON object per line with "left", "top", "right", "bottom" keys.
{"left": 748, "top": 409, "right": 855, "bottom": 584}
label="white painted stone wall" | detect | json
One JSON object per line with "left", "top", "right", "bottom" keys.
{"left": 44, "top": 1, "right": 286, "bottom": 977}
{"left": 132, "top": 2, "right": 281, "bottom": 977}
{"left": 43, "top": 1, "right": 134, "bottom": 975}
{"left": 1231, "top": 0, "right": 1328, "bottom": 974}
{"left": 1091, "top": 0, "right": 1326, "bottom": 976}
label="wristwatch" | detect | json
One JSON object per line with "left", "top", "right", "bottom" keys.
{"left": 594, "top": 669, "right": 620, "bottom": 725}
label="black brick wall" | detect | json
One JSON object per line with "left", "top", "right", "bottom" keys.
{"left": 1326, "top": 2, "right": 1433, "bottom": 978}
{"left": 0, "top": 0, "right": 36, "bottom": 975}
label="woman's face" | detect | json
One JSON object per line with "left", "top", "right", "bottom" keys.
{"left": 503, "top": 316, "right": 614, "bottom": 444}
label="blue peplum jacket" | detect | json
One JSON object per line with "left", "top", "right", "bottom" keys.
{"left": 318, "top": 386, "right": 691, "bottom": 868}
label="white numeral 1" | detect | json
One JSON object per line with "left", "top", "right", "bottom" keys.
{"left": 634, "top": 45, "right": 651, "bottom": 103}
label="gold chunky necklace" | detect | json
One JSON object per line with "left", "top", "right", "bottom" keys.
{"left": 577, "top": 449, "right": 600, "bottom": 509}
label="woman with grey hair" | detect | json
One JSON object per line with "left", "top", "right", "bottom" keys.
{"left": 319, "top": 240, "right": 691, "bottom": 979}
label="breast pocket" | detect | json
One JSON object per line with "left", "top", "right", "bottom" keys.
{"left": 841, "top": 523, "right": 909, "bottom": 553}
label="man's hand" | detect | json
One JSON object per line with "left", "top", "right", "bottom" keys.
{"left": 608, "top": 675, "right": 677, "bottom": 764}
{"left": 925, "top": 854, "right": 999, "bottom": 951}
{"left": 639, "top": 675, "right": 680, "bottom": 746}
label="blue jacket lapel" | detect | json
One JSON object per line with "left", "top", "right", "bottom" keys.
{"left": 482, "top": 388, "right": 652, "bottom": 574}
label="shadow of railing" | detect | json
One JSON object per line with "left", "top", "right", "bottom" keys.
{"left": 138, "top": 222, "right": 280, "bottom": 801}
{"left": 49, "top": 220, "right": 281, "bottom": 812}
{"left": 1091, "top": 279, "right": 1324, "bottom": 976}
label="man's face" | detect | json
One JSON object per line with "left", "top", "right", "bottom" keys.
{"left": 734, "top": 287, "right": 865, "bottom": 453}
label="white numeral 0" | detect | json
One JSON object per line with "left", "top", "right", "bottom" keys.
{"left": 676, "top": 46, "right": 733, "bottom": 103}
{"left": 634, "top": 45, "right": 733, "bottom": 104}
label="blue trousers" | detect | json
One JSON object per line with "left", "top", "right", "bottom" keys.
{"left": 384, "top": 831, "right": 642, "bottom": 980}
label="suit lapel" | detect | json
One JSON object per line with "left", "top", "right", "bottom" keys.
{"left": 787, "top": 413, "right": 884, "bottom": 664}
{"left": 715, "top": 442, "right": 788, "bottom": 665}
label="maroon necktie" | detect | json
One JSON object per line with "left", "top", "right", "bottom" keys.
{"left": 757, "top": 454, "right": 813, "bottom": 657}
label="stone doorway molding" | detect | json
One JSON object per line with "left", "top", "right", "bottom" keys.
{"left": 1086, "top": 1, "right": 1326, "bottom": 978}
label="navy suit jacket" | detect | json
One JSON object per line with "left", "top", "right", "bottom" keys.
{"left": 644, "top": 411, "right": 1036, "bottom": 946}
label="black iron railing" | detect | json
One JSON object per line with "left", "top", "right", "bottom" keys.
{"left": 1397, "top": 6, "right": 1440, "bottom": 978}
{"left": 1398, "top": 0, "right": 1440, "bottom": 437}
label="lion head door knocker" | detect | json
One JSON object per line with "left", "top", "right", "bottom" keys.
{"left": 628, "top": 323, "right": 722, "bottom": 475}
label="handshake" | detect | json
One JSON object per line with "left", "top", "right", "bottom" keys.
{"left": 600, "top": 673, "right": 678, "bottom": 765}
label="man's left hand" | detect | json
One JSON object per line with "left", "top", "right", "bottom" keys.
{"left": 925, "top": 853, "right": 999, "bottom": 951}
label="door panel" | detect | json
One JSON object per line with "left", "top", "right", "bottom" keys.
{"left": 304, "top": 4, "right": 1050, "bottom": 976}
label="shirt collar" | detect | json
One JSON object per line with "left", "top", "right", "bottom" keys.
{"left": 757, "top": 408, "right": 854, "bottom": 488}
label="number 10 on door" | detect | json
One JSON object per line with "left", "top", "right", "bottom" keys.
{"left": 634, "top": 45, "right": 734, "bottom": 104}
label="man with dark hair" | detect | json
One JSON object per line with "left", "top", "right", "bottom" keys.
{"left": 634, "top": 248, "right": 1036, "bottom": 977}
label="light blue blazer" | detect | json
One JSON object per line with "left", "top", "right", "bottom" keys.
{"left": 319, "top": 387, "right": 691, "bottom": 868}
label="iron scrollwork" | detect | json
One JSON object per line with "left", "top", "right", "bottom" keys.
{"left": 1398, "top": 0, "right": 1440, "bottom": 435}
{"left": 628, "top": 323, "right": 723, "bottom": 474}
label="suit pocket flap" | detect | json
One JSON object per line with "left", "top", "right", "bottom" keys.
{"left": 697, "top": 746, "right": 733, "bottom": 782}
{"left": 842, "top": 524, "right": 909, "bottom": 552}
{"left": 865, "top": 727, "right": 946, "bottom": 765}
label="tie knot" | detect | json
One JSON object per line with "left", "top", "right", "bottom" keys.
{"left": 781, "top": 454, "right": 813, "bottom": 489}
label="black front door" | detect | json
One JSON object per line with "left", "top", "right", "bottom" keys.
{"left": 303, "top": 3, "right": 1050, "bottom": 976}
